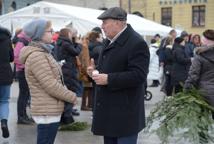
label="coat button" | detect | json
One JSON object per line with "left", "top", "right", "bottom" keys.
{"left": 103, "top": 55, "right": 106, "bottom": 59}
{"left": 97, "top": 103, "right": 100, "bottom": 106}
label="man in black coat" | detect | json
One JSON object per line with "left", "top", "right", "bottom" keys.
{"left": 0, "top": 26, "right": 14, "bottom": 138}
{"left": 87, "top": 7, "right": 150, "bottom": 144}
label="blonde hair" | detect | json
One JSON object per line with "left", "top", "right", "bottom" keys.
{"left": 45, "top": 20, "right": 52, "bottom": 29}
{"left": 165, "top": 36, "right": 173, "bottom": 46}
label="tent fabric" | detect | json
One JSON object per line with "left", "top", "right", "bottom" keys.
{"left": 0, "top": 1, "right": 176, "bottom": 36}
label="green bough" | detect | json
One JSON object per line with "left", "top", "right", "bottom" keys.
{"left": 144, "top": 89, "right": 214, "bottom": 144}
{"left": 59, "top": 122, "right": 88, "bottom": 131}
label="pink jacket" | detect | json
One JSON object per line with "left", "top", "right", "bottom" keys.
{"left": 14, "top": 32, "right": 31, "bottom": 71}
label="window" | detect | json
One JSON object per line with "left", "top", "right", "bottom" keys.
{"left": 192, "top": 5, "right": 205, "bottom": 27}
{"left": 33, "top": 7, "right": 40, "bottom": 14}
{"left": 161, "top": 7, "right": 172, "bottom": 26}
{"left": 11, "top": 1, "right": 16, "bottom": 10}
{"left": 43, "top": 7, "right": 50, "bottom": 14}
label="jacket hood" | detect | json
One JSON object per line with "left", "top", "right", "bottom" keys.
{"left": 0, "top": 27, "right": 11, "bottom": 41}
{"left": 196, "top": 45, "right": 214, "bottom": 62}
{"left": 19, "top": 43, "right": 46, "bottom": 64}
{"left": 195, "top": 45, "right": 214, "bottom": 54}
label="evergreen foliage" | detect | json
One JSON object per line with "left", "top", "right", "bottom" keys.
{"left": 59, "top": 122, "right": 88, "bottom": 131}
{"left": 145, "top": 89, "right": 214, "bottom": 144}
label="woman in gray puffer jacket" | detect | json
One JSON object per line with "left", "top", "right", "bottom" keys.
{"left": 184, "top": 29, "right": 214, "bottom": 107}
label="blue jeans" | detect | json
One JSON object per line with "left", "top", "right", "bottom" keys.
{"left": 104, "top": 134, "right": 138, "bottom": 144}
{"left": 37, "top": 122, "right": 60, "bottom": 144}
{"left": 0, "top": 85, "right": 11, "bottom": 120}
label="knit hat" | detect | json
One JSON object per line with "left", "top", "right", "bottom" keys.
{"left": 23, "top": 19, "right": 48, "bottom": 41}
{"left": 174, "top": 37, "right": 184, "bottom": 44}
{"left": 203, "top": 29, "right": 214, "bottom": 41}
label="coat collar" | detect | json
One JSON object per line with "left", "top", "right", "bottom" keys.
{"left": 103, "top": 24, "right": 133, "bottom": 51}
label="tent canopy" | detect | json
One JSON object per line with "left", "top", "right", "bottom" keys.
{"left": 0, "top": 1, "right": 177, "bottom": 36}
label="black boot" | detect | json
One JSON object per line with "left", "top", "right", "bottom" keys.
{"left": 1, "top": 119, "right": 9, "bottom": 138}
{"left": 17, "top": 117, "right": 33, "bottom": 125}
{"left": 149, "top": 80, "right": 160, "bottom": 87}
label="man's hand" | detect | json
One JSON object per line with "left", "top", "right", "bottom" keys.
{"left": 92, "top": 73, "right": 108, "bottom": 85}
{"left": 87, "top": 58, "right": 95, "bottom": 77}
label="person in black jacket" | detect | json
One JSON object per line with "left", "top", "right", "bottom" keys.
{"left": 171, "top": 37, "right": 192, "bottom": 93}
{"left": 162, "top": 36, "right": 174, "bottom": 96}
{"left": 88, "top": 30, "right": 104, "bottom": 66}
{"left": 0, "top": 26, "right": 14, "bottom": 138}
{"left": 54, "top": 28, "right": 82, "bottom": 124}
{"left": 87, "top": 7, "right": 150, "bottom": 144}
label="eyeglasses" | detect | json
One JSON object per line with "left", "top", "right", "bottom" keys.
{"left": 45, "top": 29, "right": 54, "bottom": 34}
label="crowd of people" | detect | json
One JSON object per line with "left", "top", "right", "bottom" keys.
{"left": 147, "top": 29, "right": 214, "bottom": 97}
{"left": 0, "top": 6, "right": 214, "bottom": 144}
{"left": 0, "top": 17, "right": 104, "bottom": 143}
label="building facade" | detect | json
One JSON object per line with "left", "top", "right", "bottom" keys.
{"left": 121, "top": 0, "right": 214, "bottom": 34}
{"left": 44, "top": 0, "right": 119, "bottom": 9}
{"left": 0, "top": 0, "right": 119, "bottom": 15}
{"left": 1, "top": 0, "right": 40, "bottom": 14}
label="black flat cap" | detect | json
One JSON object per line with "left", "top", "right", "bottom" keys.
{"left": 97, "top": 7, "right": 127, "bottom": 21}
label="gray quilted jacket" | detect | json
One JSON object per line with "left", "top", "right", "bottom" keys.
{"left": 185, "top": 45, "right": 214, "bottom": 106}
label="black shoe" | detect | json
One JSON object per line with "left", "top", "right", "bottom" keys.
{"left": 1, "top": 119, "right": 9, "bottom": 138}
{"left": 61, "top": 116, "right": 74, "bottom": 125}
{"left": 149, "top": 83, "right": 159, "bottom": 87}
{"left": 17, "top": 117, "right": 33, "bottom": 125}
{"left": 72, "top": 109, "right": 80, "bottom": 116}
{"left": 26, "top": 117, "right": 35, "bottom": 123}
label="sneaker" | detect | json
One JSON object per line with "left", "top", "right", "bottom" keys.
{"left": 1, "top": 119, "right": 9, "bottom": 138}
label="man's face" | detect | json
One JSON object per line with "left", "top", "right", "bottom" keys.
{"left": 101, "top": 19, "right": 119, "bottom": 40}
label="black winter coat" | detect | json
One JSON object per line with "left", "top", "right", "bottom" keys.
{"left": 163, "top": 45, "right": 173, "bottom": 75}
{"left": 88, "top": 41, "right": 104, "bottom": 66}
{"left": 171, "top": 43, "right": 191, "bottom": 85}
{"left": 92, "top": 24, "right": 150, "bottom": 137}
{"left": 0, "top": 27, "right": 14, "bottom": 85}
{"left": 54, "top": 37, "right": 82, "bottom": 95}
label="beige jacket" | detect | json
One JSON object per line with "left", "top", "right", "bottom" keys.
{"left": 19, "top": 42, "right": 76, "bottom": 116}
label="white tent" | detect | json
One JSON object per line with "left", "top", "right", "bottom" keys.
{"left": 0, "top": 1, "right": 176, "bottom": 36}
